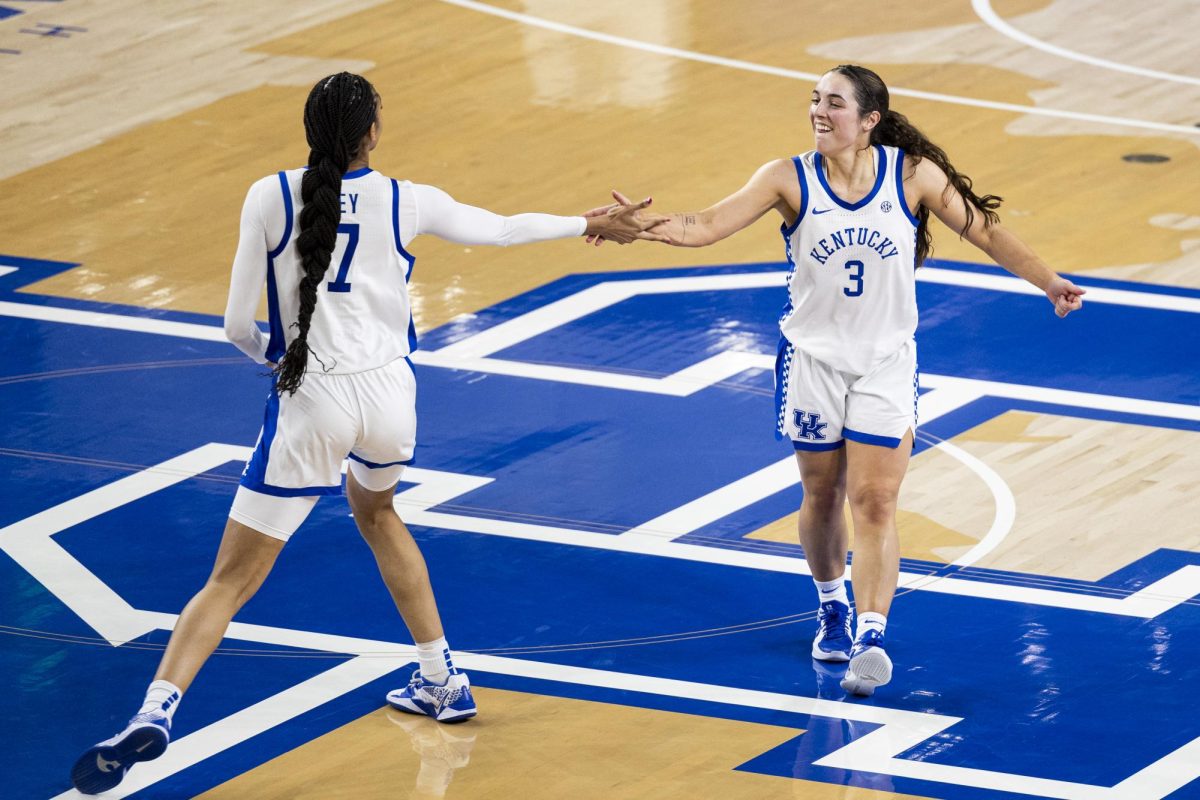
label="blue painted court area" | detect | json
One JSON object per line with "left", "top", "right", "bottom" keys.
{"left": 2, "top": 254, "right": 1199, "bottom": 798}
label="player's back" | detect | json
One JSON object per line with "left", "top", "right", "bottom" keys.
{"left": 265, "top": 167, "right": 415, "bottom": 374}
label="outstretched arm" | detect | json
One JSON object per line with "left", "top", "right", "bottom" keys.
{"left": 412, "top": 184, "right": 662, "bottom": 247}
{"left": 913, "top": 158, "right": 1085, "bottom": 317}
{"left": 601, "top": 159, "right": 797, "bottom": 248}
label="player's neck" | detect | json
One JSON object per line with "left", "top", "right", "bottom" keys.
{"left": 821, "top": 144, "right": 876, "bottom": 187}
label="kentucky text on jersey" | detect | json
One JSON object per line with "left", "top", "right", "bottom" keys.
{"left": 809, "top": 226, "right": 899, "bottom": 264}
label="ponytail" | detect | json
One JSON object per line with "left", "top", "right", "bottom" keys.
{"left": 274, "top": 72, "right": 378, "bottom": 395}
{"left": 832, "top": 65, "right": 1001, "bottom": 266}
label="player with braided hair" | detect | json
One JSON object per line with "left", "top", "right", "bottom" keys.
{"left": 69, "top": 72, "right": 661, "bottom": 794}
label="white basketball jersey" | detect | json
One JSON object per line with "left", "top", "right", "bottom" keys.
{"left": 265, "top": 167, "right": 417, "bottom": 374}
{"left": 778, "top": 144, "right": 918, "bottom": 375}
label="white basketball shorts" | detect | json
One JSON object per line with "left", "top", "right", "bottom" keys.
{"left": 240, "top": 356, "right": 417, "bottom": 496}
{"left": 775, "top": 337, "right": 917, "bottom": 450}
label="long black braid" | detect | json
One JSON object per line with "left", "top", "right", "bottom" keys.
{"left": 831, "top": 64, "right": 1002, "bottom": 267}
{"left": 273, "top": 72, "right": 378, "bottom": 395}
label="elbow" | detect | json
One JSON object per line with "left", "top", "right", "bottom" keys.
{"left": 224, "top": 317, "right": 255, "bottom": 348}
{"left": 223, "top": 317, "right": 241, "bottom": 344}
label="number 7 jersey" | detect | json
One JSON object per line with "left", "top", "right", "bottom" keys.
{"left": 778, "top": 144, "right": 919, "bottom": 376}
{"left": 257, "top": 167, "right": 417, "bottom": 374}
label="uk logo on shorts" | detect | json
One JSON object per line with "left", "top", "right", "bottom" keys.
{"left": 793, "top": 410, "right": 828, "bottom": 440}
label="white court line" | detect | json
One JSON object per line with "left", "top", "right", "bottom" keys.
{"left": 50, "top": 655, "right": 405, "bottom": 800}
{"left": 436, "top": 0, "right": 1200, "bottom": 137}
{"left": 973, "top": 0, "right": 1200, "bottom": 87}
{"left": 52, "top": 603, "right": 1200, "bottom": 800}
{"left": 10, "top": 448, "right": 1200, "bottom": 797}
{"left": 0, "top": 300, "right": 228, "bottom": 342}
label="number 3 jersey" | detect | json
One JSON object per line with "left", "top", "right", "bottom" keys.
{"left": 224, "top": 167, "right": 585, "bottom": 374}
{"left": 778, "top": 144, "right": 919, "bottom": 376}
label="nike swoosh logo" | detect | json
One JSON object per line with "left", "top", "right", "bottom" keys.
{"left": 812, "top": 208, "right": 833, "bottom": 215}
{"left": 135, "top": 740, "right": 154, "bottom": 753}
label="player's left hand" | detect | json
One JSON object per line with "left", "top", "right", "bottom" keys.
{"left": 1045, "top": 275, "right": 1085, "bottom": 318}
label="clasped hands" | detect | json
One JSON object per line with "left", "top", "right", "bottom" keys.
{"left": 582, "top": 190, "right": 673, "bottom": 246}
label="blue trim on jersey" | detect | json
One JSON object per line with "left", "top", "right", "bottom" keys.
{"left": 391, "top": 178, "right": 419, "bottom": 352}
{"left": 814, "top": 144, "right": 887, "bottom": 211}
{"left": 895, "top": 149, "right": 919, "bottom": 227}
{"left": 343, "top": 167, "right": 373, "bottom": 180}
{"left": 776, "top": 157, "right": 811, "bottom": 335}
{"left": 267, "top": 172, "right": 294, "bottom": 259}
{"left": 407, "top": 319, "right": 419, "bottom": 353}
{"left": 263, "top": 172, "right": 292, "bottom": 363}
{"left": 348, "top": 452, "right": 415, "bottom": 469}
{"left": 843, "top": 427, "right": 903, "bottom": 448}
{"left": 780, "top": 156, "right": 809, "bottom": 238}
{"left": 792, "top": 439, "right": 845, "bottom": 452}
{"left": 390, "top": 179, "right": 418, "bottom": 267}
{"left": 264, "top": 258, "right": 285, "bottom": 363}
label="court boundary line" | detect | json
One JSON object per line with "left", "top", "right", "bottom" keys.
{"left": 972, "top": 0, "right": 1200, "bottom": 87}
{"left": 436, "top": 0, "right": 1200, "bottom": 137}
{"left": 8, "top": 451, "right": 1194, "bottom": 800}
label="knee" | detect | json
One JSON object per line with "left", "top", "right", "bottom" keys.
{"left": 348, "top": 489, "right": 398, "bottom": 533}
{"left": 206, "top": 561, "right": 269, "bottom": 608}
{"left": 801, "top": 482, "right": 846, "bottom": 519}
{"left": 847, "top": 484, "right": 898, "bottom": 528}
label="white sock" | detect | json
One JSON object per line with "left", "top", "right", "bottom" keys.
{"left": 138, "top": 679, "right": 182, "bottom": 722}
{"left": 814, "top": 575, "right": 849, "bottom": 607}
{"left": 857, "top": 612, "right": 887, "bottom": 640}
{"left": 416, "top": 637, "right": 456, "bottom": 685}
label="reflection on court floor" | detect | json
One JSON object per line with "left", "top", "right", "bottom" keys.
{"left": 2, "top": 254, "right": 1199, "bottom": 799}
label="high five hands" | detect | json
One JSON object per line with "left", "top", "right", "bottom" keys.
{"left": 582, "top": 191, "right": 671, "bottom": 245}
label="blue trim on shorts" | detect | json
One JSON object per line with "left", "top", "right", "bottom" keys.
{"left": 792, "top": 439, "right": 845, "bottom": 452}
{"left": 348, "top": 452, "right": 415, "bottom": 469}
{"left": 238, "top": 481, "right": 344, "bottom": 497}
{"left": 773, "top": 336, "right": 792, "bottom": 441}
{"left": 843, "top": 427, "right": 902, "bottom": 448}
{"left": 240, "top": 382, "right": 281, "bottom": 490}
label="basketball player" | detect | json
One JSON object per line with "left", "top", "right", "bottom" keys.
{"left": 70, "top": 72, "right": 663, "bottom": 795}
{"left": 605, "top": 64, "right": 1085, "bottom": 696}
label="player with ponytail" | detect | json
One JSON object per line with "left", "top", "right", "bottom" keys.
{"left": 70, "top": 72, "right": 662, "bottom": 794}
{"left": 612, "top": 64, "right": 1084, "bottom": 698}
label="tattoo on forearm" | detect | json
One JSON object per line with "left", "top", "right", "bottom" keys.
{"left": 681, "top": 214, "right": 695, "bottom": 244}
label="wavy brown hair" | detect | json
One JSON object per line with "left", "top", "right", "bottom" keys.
{"left": 831, "top": 64, "right": 1001, "bottom": 266}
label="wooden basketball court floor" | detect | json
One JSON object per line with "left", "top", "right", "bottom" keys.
{"left": 2, "top": 1, "right": 1199, "bottom": 798}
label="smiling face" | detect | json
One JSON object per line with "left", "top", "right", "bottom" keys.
{"left": 809, "top": 71, "right": 880, "bottom": 155}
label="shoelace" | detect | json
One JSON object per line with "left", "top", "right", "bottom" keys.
{"left": 819, "top": 604, "right": 850, "bottom": 639}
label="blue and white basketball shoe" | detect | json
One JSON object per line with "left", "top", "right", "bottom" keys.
{"left": 811, "top": 600, "right": 854, "bottom": 661}
{"left": 70, "top": 711, "right": 170, "bottom": 795}
{"left": 387, "top": 670, "right": 477, "bottom": 723}
{"left": 840, "top": 629, "right": 892, "bottom": 697}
